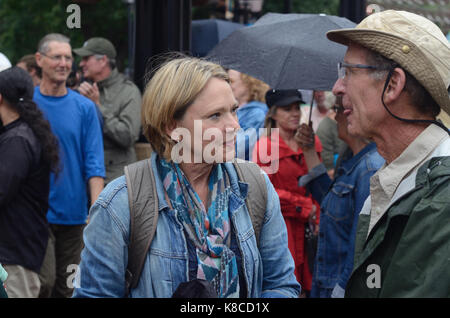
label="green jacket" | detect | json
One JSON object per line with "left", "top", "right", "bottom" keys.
{"left": 346, "top": 155, "right": 450, "bottom": 298}
{"left": 97, "top": 68, "right": 142, "bottom": 183}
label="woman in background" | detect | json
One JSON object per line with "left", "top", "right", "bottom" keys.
{"left": 0, "top": 67, "right": 59, "bottom": 298}
{"left": 253, "top": 89, "right": 322, "bottom": 297}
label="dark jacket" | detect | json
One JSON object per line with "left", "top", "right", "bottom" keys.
{"left": 346, "top": 155, "right": 450, "bottom": 297}
{"left": 0, "top": 119, "right": 50, "bottom": 272}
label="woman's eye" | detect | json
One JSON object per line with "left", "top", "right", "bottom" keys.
{"left": 209, "top": 112, "right": 220, "bottom": 119}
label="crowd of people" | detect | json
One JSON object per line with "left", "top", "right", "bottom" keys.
{"left": 0, "top": 9, "right": 449, "bottom": 299}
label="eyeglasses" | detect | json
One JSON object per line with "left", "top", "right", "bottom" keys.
{"left": 331, "top": 104, "right": 344, "bottom": 114}
{"left": 337, "top": 62, "right": 380, "bottom": 79}
{"left": 40, "top": 52, "right": 73, "bottom": 63}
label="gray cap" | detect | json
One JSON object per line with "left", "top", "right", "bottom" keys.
{"left": 73, "top": 37, "right": 116, "bottom": 59}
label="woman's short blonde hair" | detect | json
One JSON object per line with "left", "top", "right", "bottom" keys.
{"left": 142, "top": 55, "right": 229, "bottom": 161}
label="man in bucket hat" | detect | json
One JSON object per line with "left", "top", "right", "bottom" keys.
{"left": 74, "top": 37, "right": 142, "bottom": 184}
{"left": 316, "top": 10, "right": 449, "bottom": 297}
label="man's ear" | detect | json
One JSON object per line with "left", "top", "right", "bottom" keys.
{"left": 101, "top": 55, "right": 109, "bottom": 68}
{"left": 383, "top": 67, "right": 407, "bottom": 104}
{"left": 35, "top": 52, "right": 43, "bottom": 68}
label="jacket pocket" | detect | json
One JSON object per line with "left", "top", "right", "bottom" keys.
{"left": 326, "top": 182, "right": 354, "bottom": 221}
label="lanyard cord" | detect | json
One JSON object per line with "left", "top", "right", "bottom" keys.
{"left": 380, "top": 64, "right": 450, "bottom": 135}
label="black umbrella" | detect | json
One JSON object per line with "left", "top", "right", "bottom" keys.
{"left": 207, "top": 13, "right": 356, "bottom": 91}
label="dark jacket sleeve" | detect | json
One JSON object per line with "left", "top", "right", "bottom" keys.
{"left": 0, "top": 137, "right": 33, "bottom": 207}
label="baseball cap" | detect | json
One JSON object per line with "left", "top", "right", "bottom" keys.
{"left": 73, "top": 37, "right": 117, "bottom": 59}
{"left": 326, "top": 10, "right": 450, "bottom": 116}
{"left": 265, "top": 89, "right": 305, "bottom": 108}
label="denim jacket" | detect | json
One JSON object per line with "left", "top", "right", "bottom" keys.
{"left": 73, "top": 152, "right": 300, "bottom": 298}
{"left": 299, "top": 143, "right": 384, "bottom": 298}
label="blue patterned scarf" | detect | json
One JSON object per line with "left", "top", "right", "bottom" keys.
{"left": 157, "top": 159, "right": 239, "bottom": 298}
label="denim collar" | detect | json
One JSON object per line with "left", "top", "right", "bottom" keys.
{"left": 223, "top": 162, "right": 249, "bottom": 215}
{"left": 150, "top": 152, "right": 249, "bottom": 215}
{"left": 337, "top": 142, "right": 377, "bottom": 176}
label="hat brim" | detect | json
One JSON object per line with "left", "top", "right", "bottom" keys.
{"left": 73, "top": 47, "right": 94, "bottom": 57}
{"left": 271, "top": 96, "right": 305, "bottom": 108}
{"left": 326, "top": 28, "right": 450, "bottom": 117}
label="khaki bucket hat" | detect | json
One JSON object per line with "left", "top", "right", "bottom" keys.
{"left": 327, "top": 10, "right": 450, "bottom": 116}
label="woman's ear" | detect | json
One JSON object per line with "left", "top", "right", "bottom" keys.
{"left": 165, "top": 120, "right": 178, "bottom": 142}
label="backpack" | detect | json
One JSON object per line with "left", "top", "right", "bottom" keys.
{"left": 123, "top": 157, "right": 267, "bottom": 296}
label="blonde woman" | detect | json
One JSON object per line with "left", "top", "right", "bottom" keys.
{"left": 228, "top": 69, "right": 269, "bottom": 160}
{"left": 73, "top": 56, "right": 300, "bottom": 298}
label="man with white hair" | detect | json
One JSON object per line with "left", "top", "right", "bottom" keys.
{"left": 325, "top": 10, "right": 450, "bottom": 297}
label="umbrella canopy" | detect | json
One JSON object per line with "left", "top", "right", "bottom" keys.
{"left": 207, "top": 13, "right": 356, "bottom": 90}
{"left": 191, "top": 19, "right": 245, "bottom": 57}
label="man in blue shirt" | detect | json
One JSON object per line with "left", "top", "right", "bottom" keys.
{"left": 33, "top": 33, "right": 105, "bottom": 298}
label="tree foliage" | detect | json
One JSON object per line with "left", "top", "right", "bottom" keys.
{"left": 1, "top": 0, "right": 341, "bottom": 68}
{"left": 263, "top": 0, "right": 340, "bottom": 16}
{"left": 0, "top": 0, "right": 128, "bottom": 68}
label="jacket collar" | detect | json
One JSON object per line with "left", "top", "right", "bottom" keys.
{"left": 150, "top": 152, "right": 171, "bottom": 213}
{"left": 0, "top": 118, "right": 22, "bottom": 134}
{"left": 337, "top": 142, "right": 377, "bottom": 176}
{"left": 97, "top": 68, "right": 121, "bottom": 89}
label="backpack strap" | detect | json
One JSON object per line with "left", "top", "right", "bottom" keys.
{"left": 124, "top": 159, "right": 159, "bottom": 297}
{"left": 232, "top": 158, "right": 267, "bottom": 247}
